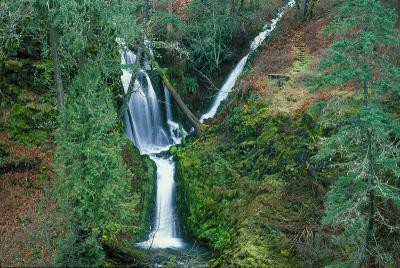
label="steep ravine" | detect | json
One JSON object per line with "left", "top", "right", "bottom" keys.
{"left": 173, "top": 3, "right": 335, "bottom": 268}
{"left": 117, "top": 1, "right": 298, "bottom": 266}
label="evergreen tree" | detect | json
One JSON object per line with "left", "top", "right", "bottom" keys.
{"left": 308, "top": 0, "right": 400, "bottom": 266}
{"left": 54, "top": 66, "right": 136, "bottom": 266}
{"left": 46, "top": 1, "right": 143, "bottom": 265}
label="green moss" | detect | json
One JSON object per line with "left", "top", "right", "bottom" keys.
{"left": 121, "top": 138, "right": 157, "bottom": 242}
{"left": 177, "top": 97, "right": 329, "bottom": 267}
{"left": 0, "top": 59, "right": 53, "bottom": 94}
{"left": 0, "top": 143, "right": 10, "bottom": 158}
{"left": 8, "top": 89, "right": 57, "bottom": 146}
{"left": 162, "top": 256, "right": 178, "bottom": 268}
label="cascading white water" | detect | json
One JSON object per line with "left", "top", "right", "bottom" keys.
{"left": 200, "top": 0, "right": 296, "bottom": 122}
{"left": 200, "top": 55, "right": 248, "bottom": 122}
{"left": 121, "top": 50, "right": 170, "bottom": 154}
{"left": 119, "top": 0, "right": 294, "bottom": 250}
{"left": 148, "top": 155, "right": 183, "bottom": 248}
{"left": 120, "top": 45, "right": 184, "bottom": 249}
{"left": 164, "top": 85, "right": 188, "bottom": 144}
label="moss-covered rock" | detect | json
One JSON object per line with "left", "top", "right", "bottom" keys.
{"left": 0, "top": 59, "right": 53, "bottom": 94}
{"left": 102, "top": 138, "right": 156, "bottom": 265}
{"left": 0, "top": 59, "right": 57, "bottom": 146}
{"left": 176, "top": 97, "right": 330, "bottom": 267}
{"left": 121, "top": 138, "right": 157, "bottom": 242}
{"left": 8, "top": 88, "right": 57, "bottom": 146}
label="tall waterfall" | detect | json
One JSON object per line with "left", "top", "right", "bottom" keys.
{"left": 120, "top": 46, "right": 184, "bottom": 249}
{"left": 200, "top": 0, "right": 296, "bottom": 122}
{"left": 119, "top": 0, "right": 295, "bottom": 250}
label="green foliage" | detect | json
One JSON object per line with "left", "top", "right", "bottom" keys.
{"left": 184, "top": 0, "right": 240, "bottom": 75}
{"left": 184, "top": 76, "right": 198, "bottom": 94}
{"left": 313, "top": 96, "right": 400, "bottom": 266}
{"left": 121, "top": 138, "right": 157, "bottom": 241}
{"left": 9, "top": 88, "right": 56, "bottom": 146}
{"left": 308, "top": 0, "right": 400, "bottom": 266}
{"left": 0, "top": 0, "right": 34, "bottom": 59}
{"left": 307, "top": 0, "right": 399, "bottom": 94}
{"left": 54, "top": 67, "right": 136, "bottom": 266}
{"left": 177, "top": 97, "right": 324, "bottom": 267}
{"left": 49, "top": 0, "right": 140, "bottom": 58}
{"left": 151, "top": 8, "right": 185, "bottom": 37}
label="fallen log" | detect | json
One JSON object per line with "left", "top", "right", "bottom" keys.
{"left": 0, "top": 157, "right": 40, "bottom": 174}
{"left": 268, "top": 74, "right": 290, "bottom": 88}
{"left": 267, "top": 74, "right": 290, "bottom": 81}
{"left": 103, "top": 242, "right": 151, "bottom": 268}
{"left": 144, "top": 48, "right": 202, "bottom": 133}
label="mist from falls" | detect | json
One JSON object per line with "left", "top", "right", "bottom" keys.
{"left": 119, "top": 0, "right": 295, "bottom": 250}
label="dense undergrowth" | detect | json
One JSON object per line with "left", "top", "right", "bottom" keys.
{"left": 0, "top": 59, "right": 157, "bottom": 266}
{"left": 176, "top": 94, "right": 334, "bottom": 267}
{"left": 174, "top": 1, "right": 400, "bottom": 267}
{"left": 0, "top": 53, "right": 156, "bottom": 268}
{"left": 0, "top": 59, "right": 56, "bottom": 145}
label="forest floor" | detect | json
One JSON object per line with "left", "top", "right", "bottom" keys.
{"left": 237, "top": 5, "right": 343, "bottom": 114}
{"left": 0, "top": 121, "right": 56, "bottom": 266}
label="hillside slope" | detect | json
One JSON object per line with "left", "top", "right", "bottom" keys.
{"left": 175, "top": 2, "right": 400, "bottom": 267}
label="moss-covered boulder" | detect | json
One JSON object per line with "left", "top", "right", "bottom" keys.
{"left": 102, "top": 138, "right": 157, "bottom": 266}
{"left": 176, "top": 97, "right": 330, "bottom": 267}
{"left": 8, "top": 88, "right": 57, "bottom": 145}
{"left": 0, "top": 59, "right": 53, "bottom": 94}
{"left": 121, "top": 138, "right": 157, "bottom": 242}
{"left": 0, "top": 58, "right": 57, "bottom": 146}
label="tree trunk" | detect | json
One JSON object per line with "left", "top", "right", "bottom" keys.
{"left": 167, "top": 0, "right": 173, "bottom": 38}
{"left": 49, "top": 23, "right": 64, "bottom": 109}
{"left": 355, "top": 79, "right": 376, "bottom": 268}
{"left": 118, "top": 0, "right": 148, "bottom": 118}
{"left": 144, "top": 49, "right": 202, "bottom": 133}
{"left": 125, "top": 106, "right": 137, "bottom": 142}
{"left": 364, "top": 79, "right": 376, "bottom": 267}
{"left": 303, "top": 0, "right": 310, "bottom": 20}
{"left": 239, "top": 0, "right": 245, "bottom": 12}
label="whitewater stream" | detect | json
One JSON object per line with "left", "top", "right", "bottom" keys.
{"left": 119, "top": 0, "right": 295, "bottom": 264}
{"left": 200, "top": 0, "right": 295, "bottom": 122}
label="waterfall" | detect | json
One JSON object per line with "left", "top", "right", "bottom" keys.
{"left": 199, "top": 55, "right": 248, "bottom": 122}
{"left": 119, "top": 0, "right": 294, "bottom": 250}
{"left": 164, "top": 85, "right": 188, "bottom": 144}
{"left": 200, "top": 0, "right": 296, "bottom": 122}
{"left": 120, "top": 45, "right": 184, "bottom": 249}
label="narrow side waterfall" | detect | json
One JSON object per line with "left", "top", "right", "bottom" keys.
{"left": 120, "top": 46, "right": 184, "bottom": 249}
{"left": 200, "top": 56, "right": 248, "bottom": 122}
{"left": 164, "top": 85, "right": 187, "bottom": 144}
{"left": 200, "top": 0, "right": 296, "bottom": 122}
